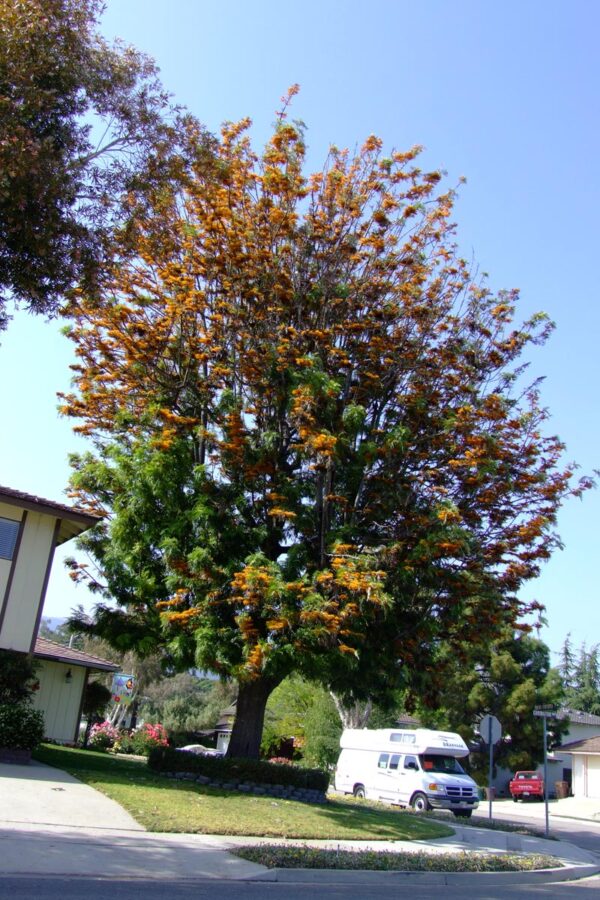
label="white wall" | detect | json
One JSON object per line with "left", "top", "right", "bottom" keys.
{"left": 31, "top": 659, "right": 85, "bottom": 743}
{"left": 0, "top": 506, "right": 56, "bottom": 653}
{"left": 0, "top": 503, "right": 22, "bottom": 615}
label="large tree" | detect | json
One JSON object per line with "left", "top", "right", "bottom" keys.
{"left": 61, "top": 91, "right": 587, "bottom": 757}
{"left": 0, "top": 0, "right": 206, "bottom": 326}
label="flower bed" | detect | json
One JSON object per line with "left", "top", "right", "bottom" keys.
{"left": 88, "top": 721, "right": 169, "bottom": 755}
{"left": 233, "top": 845, "right": 562, "bottom": 872}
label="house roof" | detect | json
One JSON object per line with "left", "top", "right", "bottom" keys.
{"left": 34, "top": 636, "right": 119, "bottom": 672}
{"left": 0, "top": 485, "right": 101, "bottom": 545}
{"left": 558, "top": 735, "right": 600, "bottom": 755}
{"left": 396, "top": 713, "right": 421, "bottom": 727}
{"left": 558, "top": 708, "right": 600, "bottom": 727}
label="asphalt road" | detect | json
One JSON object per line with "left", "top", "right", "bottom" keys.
{"left": 484, "top": 807, "right": 600, "bottom": 858}
{"left": 1, "top": 875, "right": 600, "bottom": 900}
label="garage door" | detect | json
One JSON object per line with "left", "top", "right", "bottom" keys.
{"left": 587, "top": 757, "right": 600, "bottom": 799}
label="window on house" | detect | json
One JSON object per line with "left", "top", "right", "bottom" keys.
{"left": 0, "top": 517, "right": 20, "bottom": 560}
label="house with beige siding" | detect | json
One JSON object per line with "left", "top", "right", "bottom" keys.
{"left": 0, "top": 485, "right": 118, "bottom": 742}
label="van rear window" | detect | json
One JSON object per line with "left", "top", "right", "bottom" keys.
{"left": 390, "top": 733, "right": 416, "bottom": 743}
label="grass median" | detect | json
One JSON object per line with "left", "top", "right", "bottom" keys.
{"left": 34, "top": 743, "right": 453, "bottom": 841}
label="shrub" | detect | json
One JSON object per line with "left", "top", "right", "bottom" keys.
{"left": 0, "top": 701, "right": 45, "bottom": 750}
{"left": 0, "top": 650, "right": 39, "bottom": 704}
{"left": 147, "top": 746, "right": 329, "bottom": 792}
{"left": 88, "top": 720, "right": 121, "bottom": 750}
{"left": 131, "top": 722, "right": 169, "bottom": 755}
{"left": 112, "top": 731, "right": 137, "bottom": 754}
{"left": 82, "top": 681, "right": 112, "bottom": 719}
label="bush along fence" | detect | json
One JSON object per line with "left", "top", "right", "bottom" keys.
{"left": 147, "top": 747, "right": 329, "bottom": 804}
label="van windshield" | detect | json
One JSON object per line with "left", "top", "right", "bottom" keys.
{"left": 419, "top": 754, "right": 465, "bottom": 774}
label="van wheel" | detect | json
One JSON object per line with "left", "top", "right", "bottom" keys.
{"left": 512, "top": 796, "right": 518, "bottom": 802}
{"left": 353, "top": 784, "right": 366, "bottom": 799}
{"left": 410, "top": 792, "right": 429, "bottom": 812}
{"left": 453, "top": 810, "right": 472, "bottom": 818}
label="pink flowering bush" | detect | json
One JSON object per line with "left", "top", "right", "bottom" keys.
{"left": 131, "top": 722, "right": 169, "bottom": 756}
{"left": 88, "top": 720, "right": 121, "bottom": 750}
{"left": 268, "top": 757, "right": 295, "bottom": 766}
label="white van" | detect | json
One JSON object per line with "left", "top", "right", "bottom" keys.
{"left": 334, "top": 728, "right": 479, "bottom": 818}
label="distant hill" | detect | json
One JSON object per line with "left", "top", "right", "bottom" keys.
{"left": 40, "top": 616, "right": 67, "bottom": 632}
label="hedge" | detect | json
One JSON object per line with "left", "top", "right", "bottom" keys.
{"left": 147, "top": 746, "right": 330, "bottom": 792}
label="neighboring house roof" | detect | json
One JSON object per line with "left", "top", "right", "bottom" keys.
{"left": 0, "top": 485, "right": 101, "bottom": 545}
{"left": 558, "top": 735, "right": 600, "bottom": 755}
{"left": 558, "top": 708, "right": 600, "bottom": 727}
{"left": 34, "top": 636, "right": 119, "bottom": 672}
{"left": 396, "top": 714, "right": 421, "bottom": 727}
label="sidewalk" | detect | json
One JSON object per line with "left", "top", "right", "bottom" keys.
{"left": 0, "top": 760, "right": 598, "bottom": 884}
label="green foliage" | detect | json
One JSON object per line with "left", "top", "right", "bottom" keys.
{"left": 416, "top": 631, "right": 567, "bottom": 777}
{"left": 147, "top": 746, "right": 330, "bottom": 792}
{"left": 261, "top": 676, "right": 342, "bottom": 769}
{"left": 139, "top": 674, "right": 235, "bottom": 735}
{"left": 0, "top": 649, "right": 38, "bottom": 703}
{"left": 559, "top": 636, "right": 600, "bottom": 716}
{"left": 82, "top": 680, "right": 112, "bottom": 718}
{"left": 0, "top": 701, "right": 45, "bottom": 749}
{"left": 0, "top": 0, "right": 209, "bottom": 323}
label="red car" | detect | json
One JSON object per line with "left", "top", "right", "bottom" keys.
{"left": 509, "top": 770, "right": 545, "bottom": 801}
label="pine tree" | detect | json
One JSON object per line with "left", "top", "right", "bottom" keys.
{"left": 558, "top": 633, "right": 578, "bottom": 705}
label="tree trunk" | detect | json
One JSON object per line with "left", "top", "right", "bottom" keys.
{"left": 226, "top": 677, "right": 279, "bottom": 759}
{"left": 330, "top": 692, "right": 373, "bottom": 729}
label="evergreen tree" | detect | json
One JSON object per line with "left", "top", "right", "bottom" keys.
{"left": 558, "top": 633, "right": 577, "bottom": 704}
{"left": 416, "top": 631, "right": 567, "bottom": 779}
{"left": 572, "top": 644, "right": 600, "bottom": 715}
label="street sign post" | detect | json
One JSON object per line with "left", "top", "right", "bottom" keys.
{"left": 479, "top": 714, "right": 502, "bottom": 820}
{"left": 533, "top": 707, "right": 558, "bottom": 838}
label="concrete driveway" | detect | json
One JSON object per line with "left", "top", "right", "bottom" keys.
{"left": 0, "top": 759, "right": 142, "bottom": 830}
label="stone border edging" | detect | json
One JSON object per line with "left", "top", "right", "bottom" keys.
{"left": 164, "top": 770, "right": 327, "bottom": 803}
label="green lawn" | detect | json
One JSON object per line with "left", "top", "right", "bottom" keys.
{"left": 34, "top": 744, "right": 453, "bottom": 841}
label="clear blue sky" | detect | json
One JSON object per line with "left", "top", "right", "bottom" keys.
{"left": 1, "top": 0, "right": 598, "bottom": 663}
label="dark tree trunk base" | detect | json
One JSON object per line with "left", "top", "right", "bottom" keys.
{"left": 226, "top": 677, "right": 279, "bottom": 759}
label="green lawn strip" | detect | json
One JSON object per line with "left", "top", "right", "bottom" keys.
{"left": 232, "top": 845, "right": 562, "bottom": 872}
{"left": 34, "top": 744, "right": 452, "bottom": 840}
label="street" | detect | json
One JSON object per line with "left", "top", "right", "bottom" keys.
{"left": 1, "top": 874, "right": 600, "bottom": 900}
{"left": 480, "top": 802, "right": 600, "bottom": 857}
